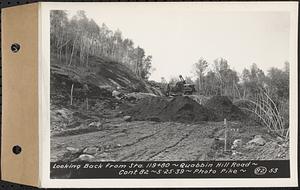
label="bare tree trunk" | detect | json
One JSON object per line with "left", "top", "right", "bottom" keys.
{"left": 65, "top": 43, "right": 68, "bottom": 65}
{"left": 86, "top": 39, "right": 92, "bottom": 67}
{"left": 58, "top": 35, "right": 63, "bottom": 60}
{"left": 86, "top": 54, "right": 89, "bottom": 67}
{"left": 70, "top": 83, "right": 74, "bottom": 105}
{"left": 199, "top": 74, "right": 201, "bottom": 95}
{"left": 86, "top": 98, "right": 89, "bottom": 110}
{"left": 69, "top": 37, "right": 77, "bottom": 66}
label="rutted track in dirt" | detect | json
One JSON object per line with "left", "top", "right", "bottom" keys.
{"left": 146, "top": 125, "right": 197, "bottom": 161}
{"left": 121, "top": 128, "right": 167, "bottom": 148}
{"left": 148, "top": 123, "right": 218, "bottom": 161}
{"left": 51, "top": 119, "right": 222, "bottom": 162}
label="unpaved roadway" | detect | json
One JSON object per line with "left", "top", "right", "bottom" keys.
{"left": 51, "top": 119, "right": 223, "bottom": 162}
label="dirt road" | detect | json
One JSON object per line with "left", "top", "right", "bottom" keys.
{"left": 51, "top": 119, "right": 223, "bottom": 162}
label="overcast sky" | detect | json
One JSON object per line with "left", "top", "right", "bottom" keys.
{"left": 67, "top": 3, "right": 290, "bottom": 81}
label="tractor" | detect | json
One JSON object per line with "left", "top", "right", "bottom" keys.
{"left": 166, "top": 75, "right": 196, "bottom": 96}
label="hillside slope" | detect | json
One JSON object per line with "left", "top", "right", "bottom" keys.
{"left": 51, "top": 54, "right": 162, "bottom": 105}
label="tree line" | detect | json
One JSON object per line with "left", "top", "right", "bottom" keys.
{"left": 50, "top": 10, "right": 152, "bottom": 79}
{"left": 165, "top": 57, "right": 288, "bottom": 103}
{"left": 164, "top": 57, "right": 289, "bottom": 137}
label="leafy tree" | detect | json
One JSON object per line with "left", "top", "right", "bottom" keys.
{"left": 209, "top": 58, "right": 239, "bottom": 98}
{"left": 240, "top": 63, "right": 266, "bottom": 98}
{"left": 266, "top": 65, "right": 289, "bottom": 101}
{"left": 141, "top": 55, "right": 153, "bottom": 79}
{"left": 194, "top": 58, "right": 208, "bottom": 93}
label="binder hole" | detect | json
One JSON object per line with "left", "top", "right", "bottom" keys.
{"left": 11, "top": 43, "right": 20, "bottom": 53}
{"left": 12, "top": 145, "right": 22, "bottom": 155}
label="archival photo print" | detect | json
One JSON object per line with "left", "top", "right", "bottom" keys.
{"left": 49, "top": 3, "right": 293, "bottom": 180}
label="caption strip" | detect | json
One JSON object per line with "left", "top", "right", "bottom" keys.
{"left": 51, "top": 160, "right": 289, "bottom": 178}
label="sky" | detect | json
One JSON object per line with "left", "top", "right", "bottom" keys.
{"left": 67, "top": 3, "right": 290, "bottom": 81}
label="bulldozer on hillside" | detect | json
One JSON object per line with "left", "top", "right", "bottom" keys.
{"left": 166, "top": 75, "right": 196, "bottom": 96}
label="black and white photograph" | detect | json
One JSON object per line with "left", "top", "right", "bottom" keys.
{"left": 46, "top": 2, "right": 297, "bottom": 183}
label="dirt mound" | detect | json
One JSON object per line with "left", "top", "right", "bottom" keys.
{"left": 126, "top": 96, "right": 169, "bottom": 121}
{"left": 127, "top": 96, "right": 216, "bottom": 123}
{"left": 204, "top": 96, "right": 245, "bottom": 121}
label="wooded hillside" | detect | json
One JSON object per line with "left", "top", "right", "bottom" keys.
{"left": 51, "top": 10, "right": 153, "bottom": 79}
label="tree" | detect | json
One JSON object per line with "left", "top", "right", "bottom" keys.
{"left": 240, "top": 63, "right": 266, "bottom": 98}
{"left": 214, "top": 57, "right": 229, "bottom": 73}
{"left": 211, "top": 57, "right": 240, "bottom": 98}
{"left": 237, "top": 63, "right": 290, "bottom": 138}
{"left": 85, "top": 19, "right": 100, "bottom": 64}
{"left": 194, "top": 58, "right": 208, "bottom": 93}
{"left": 141, "top": 55, "right": 153, "bottom": 79}
{"left": 50, "top": 10, "right": 153, "bottom": 78}
{"left": 220, "top": 68, "right": 240, "bottom": 98}
{"left": 50, "top": 10, "right": 69, "bottom": 60}
{"left": 202, "top": 71, "right": 220, "bottom": 96}
{"left": 133, "top": 46, "right": 145, "bottom": 78}
{"left": 266, "top": 66, "right": 289, "bottom": 101}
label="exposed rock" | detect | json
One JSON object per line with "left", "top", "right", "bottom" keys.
{"left": 115, "top": 144, "right": 122, "bottom": 148}
{"left": 123, "top": 116, "right": 132, "bottom": 122}
{"left": 77, "top": 154, "right": 95, "bottom": 161}
{"left": 66, "top": 147, "right": 80, "bottom": 154}
{"left": 98, "top": 159, "right": 108, "bottom": 162}
{"left": 247, "top": 137, "right": 266, "bottom": 146}
{"left": 231, "top": 139, "right": 242, "bottom": 150}
{"left": 254, "top": 135, "right": 262, "bottom": 139}
{"left": 112, "top": 90, "right": 126, "bottom": 100}
{"left": 83, "top": 146, "right": 99, "bottom": 155}
{"left": 232, "top": 150, "right": 243, "bottom": 156}
{"left": 276, "top": 136, "right": 284, "bottom": 141}
{"left": 88, "top": 121, "right": 102, "bottom": 128}
{"left": 112, "top": 90, "right": 122, "bottom": 98}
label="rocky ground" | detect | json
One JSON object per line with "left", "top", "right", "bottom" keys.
{"left": 51, "top": 94, "right": 289, "bottom": 162}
